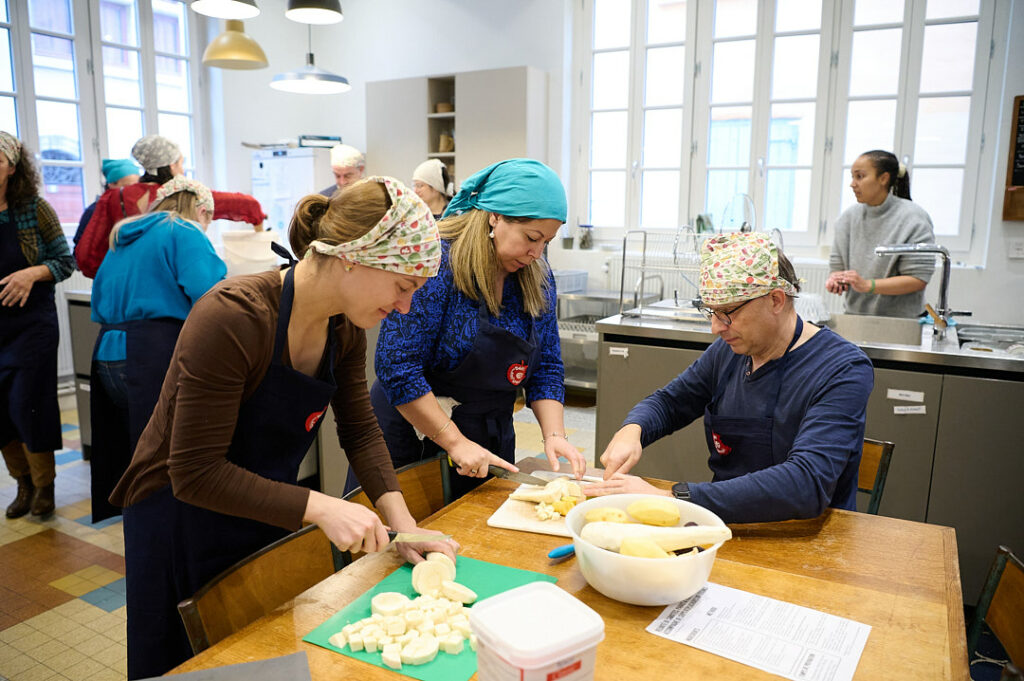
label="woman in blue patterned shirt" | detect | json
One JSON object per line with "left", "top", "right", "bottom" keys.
{"left": 0, "top": 131, "right": 75, "bottom": 519}
{"left": 369, "top": 159, "right": 585, "bottom": 499}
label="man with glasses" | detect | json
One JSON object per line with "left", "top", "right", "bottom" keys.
{"left": 585, "top": 232, "right": 874, "bottom": 523}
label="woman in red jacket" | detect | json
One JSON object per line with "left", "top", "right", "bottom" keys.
{"left": 74, "top": 135, "right": 266, "bottom": 277}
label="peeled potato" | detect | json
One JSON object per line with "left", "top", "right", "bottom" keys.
{"left": 584, "top": 507, "right": 630, "bottom": 523}
{"left": 626, "top": 498, "right": 681, "bottom": 526}
{"left": 620, "top": 536, "right": 672, "bottom": 558}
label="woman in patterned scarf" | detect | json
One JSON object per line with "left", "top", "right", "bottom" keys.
{"left": 0, "top": 131, "right": 75, "bottom": 519}
{"left": 109, "top": 177, "right": 456, "bottom": 679}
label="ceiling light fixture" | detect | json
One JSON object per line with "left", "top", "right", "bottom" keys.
{"left": 285, "top": 0, "right": 344, "bottom": 25}
{"left": 190, "top": 0, "right": 260, "bottom": 20}
{"left": 202, "top": 20, "right": 268, "bottom": 70}
{"left": 270, "top": 26, "right": 350, "bottom": 95}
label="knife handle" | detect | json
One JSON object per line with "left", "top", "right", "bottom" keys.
{"left": 387, "top": 530, "right": 398, "bottom": 541}
{"left": 548, "top": 543, "right": 576, "bottom": 559}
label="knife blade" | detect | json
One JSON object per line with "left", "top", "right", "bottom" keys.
{"left": 387, "top": 530, "right": 452, "bottom": 544}
{"left": 487, "top": 466, "right": 552, "bottom": 487}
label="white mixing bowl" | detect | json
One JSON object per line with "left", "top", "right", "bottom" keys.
{"left": 565, "top": 494, "right": 727, "bottom": 606}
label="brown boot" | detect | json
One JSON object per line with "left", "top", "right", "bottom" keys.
{"left": 5, "top": 475, "right": 34, "bottom": 518}
{"left": 30, "top": 483, "right": 55, "bottom": 517}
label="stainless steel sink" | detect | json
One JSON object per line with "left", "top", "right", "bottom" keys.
{"left": 955, "top": 324, "right": 1024, "bottom": 354}
{"left": 827, "top": 314, "right": 924, "bottom": 346}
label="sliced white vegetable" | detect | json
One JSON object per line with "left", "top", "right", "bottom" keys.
{"left": 412, "top": 560, "right": 449, "bottom": 596}
{"left": 379, "top": 635, "right": 393, "bottom": 646}
{"left": 434, "top": 622, "right": 451, "bottom": 637}
{"left": 469, "top": 633, "right": 478, "bottom": 651}
{"left": 400, "top": 633, "right": 439, "bottom": 665}
{"left": 416, "top": 622, "right": 435, "bottom": 636}
{"left": 328, "top": 632, "right": 347, "bottom": 649}
{"left": 403, "top": 609, "right": 424, "bottom": 627}
{"left": 580, "top": 521, "right": 732, "bottom": 552}
{"left": 381, "top": 646, "right": 402, "bottom": 670}
{"left": 426, "top": 552, "right": 456, "bottom": 581}
{"left": 348, "top": 633, "right": 363, "bottom": 652}
{"left": 384, "top": 616, "right": 406, "bottom": 636}
{"left": 452, "top": 620, "right": 472, "bottom": 638}
{"left": 441, "top": 580, "right": 478, "bottom": 604}
{"left": 397, "top": 630, "right": 418, "bottom": 646}
{"left": 442, "top": 632, "right": 465, "bottom": 655}
{"left": 371, "top": 592, "right": 410, "bottom": 617}
{"left": 363, "top": 635, "right": 378, "bottom": 654}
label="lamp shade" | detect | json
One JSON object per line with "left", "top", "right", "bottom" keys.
{"left": 285, "top": 0, "right": 344, "bottom": 25}
{"left": 270, "top": 53, "right": 350, "bottom": 94}
{"left": 203, "top": 20, "right": 268, "bottom": 69}
{"left": 190, "top": 0, "right": 259, "bottom": 20}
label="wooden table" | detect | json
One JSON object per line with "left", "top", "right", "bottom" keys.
{"left": 170, "top": 466, "right": 969, "bottom": 680}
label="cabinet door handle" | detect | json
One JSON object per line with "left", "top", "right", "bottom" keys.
{"left": 608, "top": 346, "right": 629, "bottom": 359}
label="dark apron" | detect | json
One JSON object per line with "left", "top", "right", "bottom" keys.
{"left": 89, "top": 317, "right": 184, "bottom": 522}
{"left": 0, "top": 208, "right": 62, "bottom": 453}
{"left": 703, "top": 317, "right": 803, "bottom": 480}
{"left": 366, "top": 299, "right": 540, "bottom": 500}
{"left": 122, "top": 267, "right": 337, "bottom": 680}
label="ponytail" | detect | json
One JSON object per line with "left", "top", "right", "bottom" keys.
{"left": 860, "top": 149, "right": 911, "bottom": 201}
{"left": 288, "top": 181, "right": 390, "bottom": 260}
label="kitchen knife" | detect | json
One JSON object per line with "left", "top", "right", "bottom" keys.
{"left": 486, "top": 466, "right": 553, "bottom": 486}
{"left": 387, "top": 530, "right": 452, "bottom": 544}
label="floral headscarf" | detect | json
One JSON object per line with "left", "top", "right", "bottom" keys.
{"left": 153, "top": 176, "right": 215, "bottom": 216}
{"left": 699, "top": 232, "right": 799, "bottom": 306}
{"left": 305, "top": 176, "right": 441, "bottom": 277}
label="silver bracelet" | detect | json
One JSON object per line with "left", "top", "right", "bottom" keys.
{"left": 542, "top": 432, "right": 566, "bottom": 444}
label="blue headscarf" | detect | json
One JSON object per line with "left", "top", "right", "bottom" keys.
{"left": 442, "top": 158, "right": 567, "bottom": 222}
{"left": 102, "top": 158, "right": 140, "bottom": 185}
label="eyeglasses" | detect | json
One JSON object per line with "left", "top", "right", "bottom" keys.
{"left": 692, "top": 295, "right": 766, "bottom": 326}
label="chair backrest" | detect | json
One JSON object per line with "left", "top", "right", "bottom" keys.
{"left": 177, "top": 523, "right": 344, "bottom": 654}
{"left": 858, "top": 438, "right": 895, "bottom": 515}
{"left": 344, "top": 455, "right": 449, "bottom": 523}
{"left": 968, "top": 545, "right": 1024, "bottom": 668}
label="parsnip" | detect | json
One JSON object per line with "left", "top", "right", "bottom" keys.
{"left": 441, "top": 579, "right": 478, "bottom": 604}
{"left": 426, "top": 552, "right": 456, "bottom": 580}
{"left": 411, "top": 560, "right": 448, "bottom": 596}
{"left": 619, "top": 536, "right": 672, "bottom": 558}
{"left": 371, "top": 592, "right": 409, "bottom": 617}
{"left": 580, "top": 521, "right": 732, "bottom": 552}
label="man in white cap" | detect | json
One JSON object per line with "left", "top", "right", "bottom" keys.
{"left": 319, "top": 143, "right": 365, "bottom": 198}
{"left": 584, "top": 232, "right": 874, "bottom": 524}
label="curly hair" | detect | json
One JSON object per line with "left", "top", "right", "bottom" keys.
{"left": 5, "top": 145, "right": 42, "bottom": 209}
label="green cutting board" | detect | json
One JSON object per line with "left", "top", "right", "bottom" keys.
{"left": 303, "top": 556, "right": 557, "bottom": 681}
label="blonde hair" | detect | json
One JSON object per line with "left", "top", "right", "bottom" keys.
{"left": 438, "top": 210, "right": 550, "bottom": 317}
{"left": 289, "top": 180, "right": 390, "bottom": 260}
{"left": 108, "top": 190, "right": 203, "bottom": 251}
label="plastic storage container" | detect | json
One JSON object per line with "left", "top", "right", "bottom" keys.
{"left": 469, "top": 582, "right": 604, "bottom": 681}
{"left": 553, "top": 269, "right": 588, "bottom": 294}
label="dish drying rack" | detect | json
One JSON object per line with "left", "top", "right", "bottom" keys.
{"left": 616, "top": 227, "right": 706, "bottom": 322}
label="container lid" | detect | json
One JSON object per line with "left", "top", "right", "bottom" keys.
{"left": 469, "top": 582, "right": 605, "bottom": 669}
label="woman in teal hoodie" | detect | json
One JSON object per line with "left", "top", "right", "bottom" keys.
{"left": 89, "top": 176, "right": 226, "bottom": 521}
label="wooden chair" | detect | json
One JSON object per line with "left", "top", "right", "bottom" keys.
{"left": 858, "top": 438, "right": 895, "bottom": 515}
{"left": 177, "top": 523, "right": 346, "bottom": 654}
{"left": 967, "top": 545, "right": 1024, "bottom": 671}
{"left": 343, "top": 454, "right": 451, "bottom": 522}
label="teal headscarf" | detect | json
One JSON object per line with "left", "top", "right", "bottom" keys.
{"left": 102, "top": 158, "right": 140, "bottom": 184}
{"left": 442, "top": 158, "right": 567, "bottom": 222}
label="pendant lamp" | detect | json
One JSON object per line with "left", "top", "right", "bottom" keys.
{"left": 202, "top": 20, "right": 268, "bottom": 70}
{"left": 190, "top": 0, "right": 259, "bottom": 20}
{"left": 285, "top": 0, "right": 343, "bottom": 25}
{"left": 270, "top": 26, "right": 350, "bottom": 95}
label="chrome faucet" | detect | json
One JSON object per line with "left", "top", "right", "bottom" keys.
{"left": 873, "top": 243, "right": 970, "bottom": 340}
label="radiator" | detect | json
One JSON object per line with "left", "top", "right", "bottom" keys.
{"left": 56, "top": 271, "right": 92, "bottom": 382}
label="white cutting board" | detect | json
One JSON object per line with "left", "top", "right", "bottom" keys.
{"left": 486, "top": 470, "right": 603, "bottom": 537}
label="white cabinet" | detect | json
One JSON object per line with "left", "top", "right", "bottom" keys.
{"left": 366, "top": 66, "right": 548, "bottom": 188}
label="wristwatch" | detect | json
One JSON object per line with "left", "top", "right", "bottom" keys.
{"left": 671, "top": 481, "right": 691, "bottom": 501}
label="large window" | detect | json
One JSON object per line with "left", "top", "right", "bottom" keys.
{"left": 4, "top": 0, "right": 204, "bottom": 233}
{"left": 574, "top": 0, "right": 1000, "bottom": 256}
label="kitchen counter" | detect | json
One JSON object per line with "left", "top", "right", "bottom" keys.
{"left": 594, "top": 311, "right": 1024, "bottom": 607}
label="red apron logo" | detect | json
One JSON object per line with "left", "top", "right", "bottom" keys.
{"left": 305, "top": 408, "right": 327, "bottom": 432}
{"left": 712, "top": 432, "right": 732, "bottom": 455}
{"left": 506, "top": 361, "right": 528, "bottom": 386}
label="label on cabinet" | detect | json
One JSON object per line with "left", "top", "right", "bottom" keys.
{"left": 886, "top": 388, "right": 924, "bottom": 403}
{"left": 894, "top": 405, "right": 927, "bottom": 415}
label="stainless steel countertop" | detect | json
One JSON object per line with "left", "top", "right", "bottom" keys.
{"left": 596, "top": 314, "right": 1024, "bottom": 375}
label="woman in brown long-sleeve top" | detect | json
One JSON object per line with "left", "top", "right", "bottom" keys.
{"left": 109, "top": 177, "right": 455, "bottom": 679}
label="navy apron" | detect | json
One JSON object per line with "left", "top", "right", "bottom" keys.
{"left": 703, "top": 317, "right": 803, "bottom": 480}
{"left": 0, "top": 206, "right": 62, "bottom": 453}
{"left": 367, "top": 297, "right": 540, "bottom": 500}
{"left": 122, "top": 267, "right": 337, "bottom": 679}
{"left": 89, "top": 317, "right": 184, "bottom": 522}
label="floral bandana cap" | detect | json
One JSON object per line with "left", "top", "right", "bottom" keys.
{"left": 0, "top": 131, "right": 21, "bottom": 165}
{"left": 153, "top": 176, "right": 215, "bottom": 216}
{"left": 305, "top": 176, "right": 441, "bottom": 277}
{"left": 699, "top": 232, "right": 799, "bottom": 306}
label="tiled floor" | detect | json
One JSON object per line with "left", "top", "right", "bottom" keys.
{"left": 0, "top": 395, "right": 597, "bottom": 681}
{"left": 0, "top": 408, "right": 128, "bottom": 681}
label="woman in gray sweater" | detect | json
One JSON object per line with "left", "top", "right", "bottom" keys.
{"left": 826, "top": 150, "right": 936, "bottom": 318}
